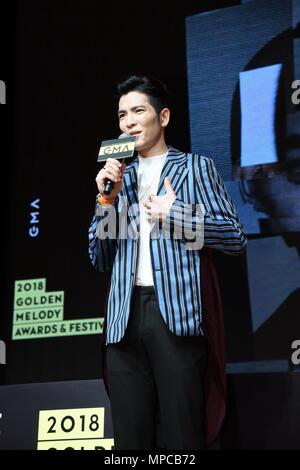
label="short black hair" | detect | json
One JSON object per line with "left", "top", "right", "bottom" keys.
{"left": 115, "top": 75, "right": 171, "bottom": 117}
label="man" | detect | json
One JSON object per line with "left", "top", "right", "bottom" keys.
{"left": 88, "top": 75, "right": 247, "bottom": 450}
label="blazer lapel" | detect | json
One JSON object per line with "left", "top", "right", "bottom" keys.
{"left": 121, "top": 148, "right": 189, "bottom": 236}
{"left": 156, "top": 147, "right": 188, "bottom": 196}
{"left": 122, "top": 158, "right": 139, "bottom": 235}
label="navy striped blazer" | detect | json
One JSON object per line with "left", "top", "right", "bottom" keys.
{"left": 88, "top": 147, "right": 247, "bottom": 344}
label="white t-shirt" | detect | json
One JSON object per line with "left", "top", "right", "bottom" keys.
{"left": 135, "top": 152, "right": 168, "bottom": 286}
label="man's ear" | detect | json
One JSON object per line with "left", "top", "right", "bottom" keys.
{"left": 160, "top": 108, "right": 170, "bottom": 128}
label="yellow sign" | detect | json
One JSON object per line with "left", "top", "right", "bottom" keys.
{"left": 37, "top": 407, "right": 114, "bottom": 450}
{"left": 37, "top": 439, "right": 114, "bottom": 450}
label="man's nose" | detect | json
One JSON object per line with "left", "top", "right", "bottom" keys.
{"left": 125, "top": 113, "right": 136, "bottom": 128}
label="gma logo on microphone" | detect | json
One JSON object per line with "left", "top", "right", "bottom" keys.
{"left": 98, "top": 136, "right": 136, "bottom": 162}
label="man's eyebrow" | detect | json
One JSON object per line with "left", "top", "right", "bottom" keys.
{"left": 118, "top": 105, "right": 146, "bottom": 115}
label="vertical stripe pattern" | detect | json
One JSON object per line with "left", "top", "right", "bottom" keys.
{"left": 88, "top": 148, "right": 247, "bottom": 343}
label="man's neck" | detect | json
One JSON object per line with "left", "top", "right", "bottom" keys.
{"left": 139, "top": 146, "right": 168, "bottom": 158}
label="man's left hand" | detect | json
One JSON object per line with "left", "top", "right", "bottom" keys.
{"left": 144, "top": 177, "right": 176, "bottom": 222}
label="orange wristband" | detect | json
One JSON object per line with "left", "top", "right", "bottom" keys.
{"left": 96, "top": 195, "right": 116, "bottom": 205}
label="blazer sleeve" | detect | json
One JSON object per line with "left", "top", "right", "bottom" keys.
{"left": 168, "top": 155, "right": 247, "bottom": 255}
{"left": 88, "top": 199, "right": 119, "bottom": 272}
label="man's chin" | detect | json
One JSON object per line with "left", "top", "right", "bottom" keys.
{"left": 135, "top": 142, "right": 147, "bottom": 153}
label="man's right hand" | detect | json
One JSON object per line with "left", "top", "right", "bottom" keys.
{"left": 96, "top": 158, "right": 126, "bottom": 201}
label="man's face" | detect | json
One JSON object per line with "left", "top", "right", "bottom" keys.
{"left": 118, "top": 91, "right": 166, "bottom": 156}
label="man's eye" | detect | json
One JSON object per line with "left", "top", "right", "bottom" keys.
{"left": 136, "top": 109, "right": 144, "bottom": 113}
{"left": 119, "top": 114, "right": 124, "bottom": 119}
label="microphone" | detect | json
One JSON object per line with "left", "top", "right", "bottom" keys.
{"left": 97, "top": 133, "right": 136, "bottom": 195}
{"left": 104, "top": 133, "right": 129, "bottom": 195}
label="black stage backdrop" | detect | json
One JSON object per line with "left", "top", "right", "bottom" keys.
{"left": 2, "top": 1, "right": 300, "bottom": 452}
{"left": 1, "top": 0, "right": 242, "bottom": 385}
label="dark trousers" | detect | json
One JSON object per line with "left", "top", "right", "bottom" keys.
{"left": 106, "top": 285, "right": 207, "bottom": 450}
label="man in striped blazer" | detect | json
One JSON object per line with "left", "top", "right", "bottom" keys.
{"left": 88, "top": 75, "right": 247, "bottom": 450}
